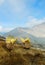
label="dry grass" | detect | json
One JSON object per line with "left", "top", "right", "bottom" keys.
{"left": 0, "top": 40, "right": 45, "bottom": 65}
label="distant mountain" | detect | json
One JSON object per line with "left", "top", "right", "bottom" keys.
{"left": 3, "top": 23, "right": 45, "bottom": 49}
{"left": 3, "top": 22, "right": 45, "bottom": 37}
{"left": 29, "top": 22, "right": 45, "bottom": 37}
{"left": 0, "top": 32, "right": 3, "bottom": 36}
{"left": 0, "top": 32, "right": 5, "bottom": 36}
{"left": 19, "top": 23, "right": 45, "bottom": 38}
{"left": 3, "top": 27, "right": 30, "bottom": 37}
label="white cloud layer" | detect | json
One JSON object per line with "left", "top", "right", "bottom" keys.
{"left": 0, "top": 26, "right": 13, "bottom": 32}
{"left": 26, "top": 16, "right": 45, "bottom": 27}
{"left": 0, "top": 26, "right": 3, "bottom": 31}
{"left": 7, "top": 0, "right": 26, "bottom": 13}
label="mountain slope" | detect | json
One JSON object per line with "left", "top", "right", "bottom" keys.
{"left": 3, "top": 22, "right": 45, "bottom": 38}
{"left": 3, "top": 23, "right": 45, "bottom": 49}
{"left": 27, "top": 22, "right": 45, "bottom": 37}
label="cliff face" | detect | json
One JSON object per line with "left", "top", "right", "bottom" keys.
{"left": 0, "top": 43, "right": 45, "bottom": 65}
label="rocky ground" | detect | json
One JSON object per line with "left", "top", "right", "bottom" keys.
{"left": 0, "top": 42, "right": 45, "bottom": 65}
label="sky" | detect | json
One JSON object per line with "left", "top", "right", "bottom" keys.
{"left": 0, "top": 0, "right": 45, "bottom": 32}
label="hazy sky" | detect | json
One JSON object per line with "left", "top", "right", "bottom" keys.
{"left": 0, "top": 0, "right": 45, "bottom": 32}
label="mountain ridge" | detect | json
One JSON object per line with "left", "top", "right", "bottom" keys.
{"left": 2, "top": 22, "right": 45, "bottom": 49}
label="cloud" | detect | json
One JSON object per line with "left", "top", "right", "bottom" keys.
{"left": 0, "top": 0, "right": 4, "bottom": 5}
{"left": 2, "top": 28, "right": 13, "bottom": 32}
{"left": 7, "top": 0, "right": 26, "bottom": 13}
{"left": 0, "top": 26, "right": 3, "bottom": 31}
{"left": 0, "top": 26, "right": 13, "bottom": 32}
{"left": 26, "top": 16, "right": 45, "bottom": 27}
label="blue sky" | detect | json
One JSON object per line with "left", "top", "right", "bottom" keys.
{"left": 0, "top": 0, "right": 45, "bottom": 32}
